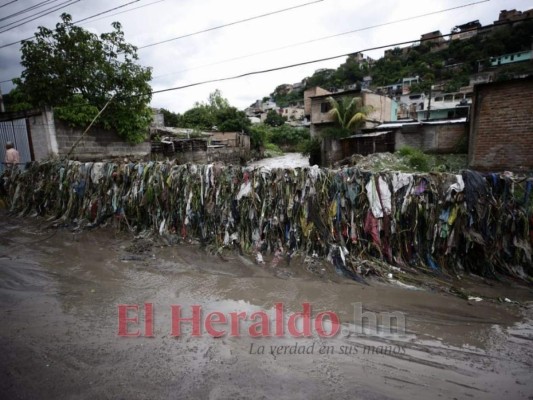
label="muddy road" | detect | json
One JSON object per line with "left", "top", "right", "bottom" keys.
{"left": 1, "top": 212, "right": 533, "bottom": 399}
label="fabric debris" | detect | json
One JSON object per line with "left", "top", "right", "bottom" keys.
{"left": 3, "top": 160, "right": 532, "bottom": 280}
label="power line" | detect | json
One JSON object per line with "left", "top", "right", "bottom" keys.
{"left": 9, "top": 33, "right": 437, "bottom": 109}
{"left": 0, "top": 0, "right": 76, "bottom": 33}
{"left": 72, "top": 0, "right": 141, "bottom": 25}
{"left": 0, "top": 0, "right": 143, "bottom": 49}
{"left": 0, "top": 0, "right": 59, "bottom": 23}
{"left": 148, "top": 28, "right": 496, "bottom": 96}
{"left": 0, "top": 0, "right": 80, "bottom": 34}
{"left": 77, "top": 0, "right": 165, "bottom": 25}
{"left": 4, "top": 18, "right": 526, "bottom": 109}
{"left": 137, "top": 0, "right": 325, "bottom": 50}
{"left": 151, "top": 0, "right": 490, "bottom": 81}
{"left": 0, "top": 0, "right": 18, "bottom": 9}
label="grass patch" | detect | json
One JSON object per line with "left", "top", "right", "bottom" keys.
{"left": 264, "top": 142, "right": 284, "bottom": 157}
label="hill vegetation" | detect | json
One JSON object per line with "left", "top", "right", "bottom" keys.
{"left": 268, "top": 19, "right": 533, "bottom": 105}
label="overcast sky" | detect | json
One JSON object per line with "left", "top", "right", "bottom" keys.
{"left": 0, "top": 0, "right": 530, "bottom": 113}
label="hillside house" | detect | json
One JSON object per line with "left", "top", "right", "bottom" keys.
{"left": 306, "top": 87, "right": 397, "bottom": 165}
{"left": 450, "top": 20, "right": 482, "bottom": 41}
{"left": 307, "top": 87, "right": 395, "bottom": 138}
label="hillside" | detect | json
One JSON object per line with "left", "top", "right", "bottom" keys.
{"left": 269, "top": 15, "right": 533, "bottom": 106}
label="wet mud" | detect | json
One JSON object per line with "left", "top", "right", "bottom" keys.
{"left": 1, "top": 212, "right": 533, "bottom": 399}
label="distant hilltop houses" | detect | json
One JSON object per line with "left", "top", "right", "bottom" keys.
{"left": 247, "top": 8, "right": 532, "bottom": 128}
{"left": 241, "top": 8, "right": 533, "bottom": 171}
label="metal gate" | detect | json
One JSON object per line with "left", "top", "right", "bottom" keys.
{"left": 0, "top": 118, "right": 33, "bottom": 172}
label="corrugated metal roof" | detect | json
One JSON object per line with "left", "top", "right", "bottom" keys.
{"left": 342, "top": 131, "right": 392, "bottom": 139}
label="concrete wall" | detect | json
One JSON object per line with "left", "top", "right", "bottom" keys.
{"left": 210, "top": 131, "right": 246, "bottom": 148}
{"left": 55, "top": 120, "right": 150, "bottom": 161}
{"left": 321, "top": 137, "right": 343, "bottom": 166}
{"left": 469, "top": 78, "right": 533, "bottom": 171}
{"left": 28, "top": 109, "right": 58, "bottom": 161}
{"left": 362, "top": 92, "right": 392, "bottom": 124}
{"left": 395, "top": 122, "right": 467, "bottom": 153}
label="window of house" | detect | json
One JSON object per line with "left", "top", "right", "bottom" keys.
{"left": 444, "top": 94, "right": 454, "bottom": 102}
{"left": 320, "top": 102, "right": 332, "bottom": 113}
{"left": 434, "top": 96, "right": 443, "bottom": 102}
{"left": 465, "top": 92, "right": 473, "bottom": 101}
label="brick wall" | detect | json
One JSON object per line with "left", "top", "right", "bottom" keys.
{"left": 55, "top": 120, "right": 150, "bottom": 161}
{"left": 469, "top": 78, "right": 533, "bottom": 171}
{"left": 434, "top": 124, "right": 466, "bottom": 152}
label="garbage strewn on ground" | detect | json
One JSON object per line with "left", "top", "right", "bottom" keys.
{"left": 3, "top": 160, "right": 532, "bottom": 281}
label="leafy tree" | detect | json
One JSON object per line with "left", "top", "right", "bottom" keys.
{"left": 179, "top": 90, "right": 251, "bottom": 132}
{"left": 13, "top": 13, "right": 153, "bottom": 143}
{"left": 333, "top": 54, "right": 365, "bottom": 87}
{"left": 249, "top": 124, "right": 270, "bottom": 150}
{"left": 160, "top": 108, "right": 183, "bottom": 127}
{"left": 215, "top": 107, "right": 251, "bottom": 132}
{"left": 326, "top": 96, "right": 371, "bottom": 134}
{"left": 206, "top": 89, "right": 230, "bottom": 111}
{"left": 305, "top": 68, "right": 336, "bottom": 90}
{"left": 181, "top": 106, "right": 215, "bottom": 130}
{"left": 269, "top": 125, "right": 309, "bottom": 146}
{"left": 270, "top": 84, "right": 303, "bottom": 107}
{"left": 4, "top": 87, "right": 33, "bottom": 112}
{"left": 264, "top": 109, "right": 286, "bottom": 127}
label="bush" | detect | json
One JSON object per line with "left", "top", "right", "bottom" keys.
{"left": 264, "top": 142, "right": 283, "bottom": 157}
{"left": 397, "top": 146, "right": 430, "bottom": 172}
{"left": 299, "top": 138, "right": 321, "bottom": 165}
{"left": 408, "top": 153, "right": 430, "bottom": 171}
{"left": 269, "top": 125, "right": 309, "bottom": 146}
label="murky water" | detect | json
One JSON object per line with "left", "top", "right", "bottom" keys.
{"left": 248, "top": 152, "right": 310, "bottom": 169}
{"left": 1, "top": 212, "right": 533, "bottom": 399}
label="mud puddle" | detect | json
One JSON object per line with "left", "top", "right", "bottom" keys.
{"left": 1, "top": 212, "right": 532, "bottom": 399}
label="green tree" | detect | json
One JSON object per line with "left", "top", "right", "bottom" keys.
{"left": 269, "top": 125, "right": 309, "bottom": 146}
{"left": 215, "top": 107, "right": 251, "bottom": 132}
{"left": 13, "top": 13, "right": 153, "bottom": 143}
{"left": 181, "top": 106, "right": 215, "bottom": 130}
{"left": 206, "top": 89, "right": 230, "bottom": 111}
{"left": 305, "top": 68, "right": 336, "bottom": 89}
{"left": 326, "top": 96, "right": 371, "bottom": 136}
{"left": 4, "top": 87, "right": 33, "bottom": 112}
{"left": 264, "top": 109, "right": 286, "bottom": 127}
{"left": 249, "top": 124, "right": 270, "bottom": 150}
{"left": 333, "top": 54, "right": 365, "bottom": 87}
{"left": 179, "top": 90, "right": 251, "bottom": 132}
{"left": 160, "top": 108, "right": 183, "bottom": 127}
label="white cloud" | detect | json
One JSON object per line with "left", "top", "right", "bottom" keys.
{"left": 0, "top": 0, "right": 529, "bottom": 112}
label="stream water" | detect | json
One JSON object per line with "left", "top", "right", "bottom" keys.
{"left": 248, "top": 152, "right": 310, "bottom": 169}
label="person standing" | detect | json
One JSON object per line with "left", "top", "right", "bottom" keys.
{"left": 4, "top": 141, "right": 20, "bottom": 168}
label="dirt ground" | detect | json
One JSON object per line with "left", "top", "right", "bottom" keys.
{"left": 1, "top": 211, "right": 533, "bottom": 400}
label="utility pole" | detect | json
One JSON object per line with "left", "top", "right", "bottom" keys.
{"left": 425, "top": 84, "right": 432, "bottom": 120}
{"left": 0, "top": 85, "right": 5, "bottom": 113}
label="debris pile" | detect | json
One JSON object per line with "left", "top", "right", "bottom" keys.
{"left": 4, "top": 161, "right": 533, "bottom": 280}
